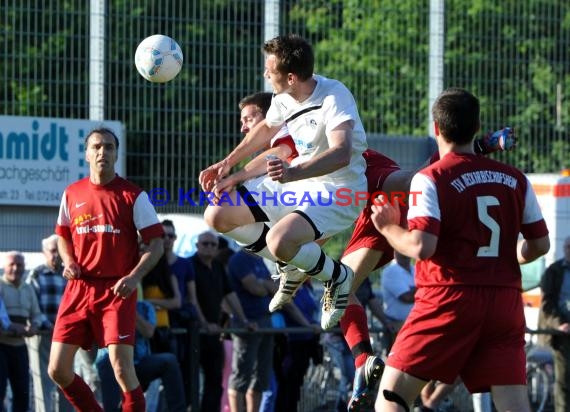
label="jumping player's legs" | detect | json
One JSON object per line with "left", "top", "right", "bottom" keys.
{"left": 212, "top": 178, "right": 362, "bottom": 329}
{"left": 266, "top": 211, "right": 355, "bottom": 329}
{"left": 338, "top": 153, "right": 413, "bottom": 410}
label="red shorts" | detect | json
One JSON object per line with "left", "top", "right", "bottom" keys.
{"left": 342, "top": 149, "right": 405, "bottom": 269}
{"left": 52, "top": 278, "right": 137, "bottom": 349}
{"left": 387, "top": 285, "right": 527, "bottom": 393}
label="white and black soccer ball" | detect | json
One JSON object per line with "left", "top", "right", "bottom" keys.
{"left": 134, "top": 34, "right": 183, "bottom": 83}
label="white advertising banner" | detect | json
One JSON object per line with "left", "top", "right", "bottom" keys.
{"left": 0, "top": 116, "right": 125, "bottom": 207}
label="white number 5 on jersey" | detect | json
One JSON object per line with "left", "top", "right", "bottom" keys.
{"left": 476, "top": 196, "right": 500, "bottom": 257}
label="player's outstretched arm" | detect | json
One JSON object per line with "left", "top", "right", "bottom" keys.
{"left": 199, "top": 120, "right": 279, "bottom": 191}
{"left": 213, "top": 145, "right": 291, "bottom": 197}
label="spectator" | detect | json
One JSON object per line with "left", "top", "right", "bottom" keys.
{"left": 0, "top": 251, "right": 43, "bottom": 411}
{"left": 25, "top": 234, "right": 73, "bottom": 412}
{"left": 217, "top": 236, "right": 237, "bottom": 412}
{"left": 95, "top": 298, "right": 186, "bottom": 412}
{"left": 141, "top": 247, "right": 182, "bottom": 354}
{"left": 539, "top": 235, "right": 570, "bottom": 412}
{"left": 161, "top": 219, "right": 197, "bottom": 407}
{"left": 380, "top": 251, "right": 416, "bottom": 351}
{"left": 276, "top": 280, "right": 321, "bottom": 412}
{"left": 227, "top": 248, "right": 276, "bottom": 412}
{"left": 189, "top": 230, "right": 252, "bottom": 412}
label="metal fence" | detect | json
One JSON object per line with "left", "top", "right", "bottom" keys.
{"left": 1, "top": 0, "right": 569, "bottom": 248}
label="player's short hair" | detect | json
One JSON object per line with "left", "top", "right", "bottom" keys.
{"left": 161, "top": 219, "right": 175, "bottom": 229}
{"left": 84, "top": 127, "right": 120, "bottom": 149}
{"left": 432, "top": 87, "right": 480, "bottom": 145}
{"left": 41, "top": 234, "right": 59, "bottom": 251}
{"left": 238, "top": 92, "right": 273, "bottom": 117}
{"left": 263, "top": 34, "right": 314, "bottom": 81}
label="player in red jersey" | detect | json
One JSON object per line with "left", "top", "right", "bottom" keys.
{"left": 371, "top": 87, "right": 550, "bottom": 412}
{"left": 48, "top": 128, "right": 164, "bottom": 412}
{"left": 211, "top": 91, "right": 517, "bottom": 411}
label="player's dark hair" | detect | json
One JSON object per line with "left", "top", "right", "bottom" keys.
{"left": 161, "top": 219, "right": 175, "bottom": 230}
{"left": 432, "top": 88, "right": 480, "bottom": 145}
{"left": 85, "top": 127, "right": 120, "bottom": 149}
{"left": 238, "top": 92, "right": 272, "bottom": 117}
{"left": 263, "top": 34, "right": 314, "bottom": 81}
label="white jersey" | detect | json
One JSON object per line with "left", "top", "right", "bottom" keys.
{"left": 266, "top": 74, "right": 367, "bottom": 186}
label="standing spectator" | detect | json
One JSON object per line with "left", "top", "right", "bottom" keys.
{"left": 0, "top": 251, "right": 43, "bottom": 411}
{"left": 95, "top": 299, "right": 186, "bottom": 412}
{"left": 48, "top": 127, "right": 164, "bottom": 412}
{"left": 276, "top": 280, "right": 321, "bottom": 412}
{"left": 371, "top": 87, "right": 550, "bottom": 411}
{"left": 227, "top": 248, "right": 276, "bottom": 412}
{"left": 25, "top": 234, "right": 73, "bottom": 412}
{"left": 161, "top": 219, "right": 197, "bottom": 407}
{"left": 189, "top": 231, "right": 251, "bottom": 412}
{"left": 380, "top": 252, "right": 416, "bottom": 351}
{"left": 539, "top": 235, "right": 570, "bottom": 412}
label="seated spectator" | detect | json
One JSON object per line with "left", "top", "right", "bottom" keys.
{"left": 141, "top": 245, "right": 182, "bottom": 354}
{"left": 0, "top": 251, "right": 43, "bottom": 411}
{"left": 95, "top": 297, "right": 186, "bottom": 412}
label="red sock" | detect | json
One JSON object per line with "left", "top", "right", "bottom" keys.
{"left": 61, "top": 374, "right": 103, "bottom": 412}
{"left": 122, "top": 386, "right": 146, "bottom": 412}
{"left": 340, "top": 303, "right": 372, "bottom": 368}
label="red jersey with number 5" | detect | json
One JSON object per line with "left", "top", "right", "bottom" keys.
{"left": 408, "top": 153, "right": 548, "bottom": 288}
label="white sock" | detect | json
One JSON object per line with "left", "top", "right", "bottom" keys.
{"left": 288, "top": 242, "right": 335, "bottom": 281}
{"left": 224, "top": 223, "right": 265, "bottom": 245}
{"left": 225, "top": 223, "right": 277, "bottom": 262}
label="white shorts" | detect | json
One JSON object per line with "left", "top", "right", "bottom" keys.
{"left": 241, "top": 176, "right": 365, "bottom": 240}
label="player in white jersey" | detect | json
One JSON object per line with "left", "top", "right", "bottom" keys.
{"left": 200, "top": 34, "right": 367, "bottom": 329}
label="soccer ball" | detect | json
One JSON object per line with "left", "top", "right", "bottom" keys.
{"left": 134, "top": 34, "right": 183, "bottom": 83}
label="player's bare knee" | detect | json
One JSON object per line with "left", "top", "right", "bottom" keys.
{"left": 203, "top": 205, "right": 232, "bottom": 233}
{"left": 266, "top": 229, "right": 296, "bottom": 261}
{"left": 47, "top": 364, "right": 73, "bottom": 387}
{"left": 382, "top": 389, "right": 410, "bottom": 412}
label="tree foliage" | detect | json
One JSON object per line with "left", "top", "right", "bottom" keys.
{"left": 1, "top": 0, "right": 568, "bottom": 203}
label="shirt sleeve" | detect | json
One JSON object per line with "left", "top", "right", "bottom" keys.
{"left": 133, "top": 192, "right": 164, "bottom": 242}
{"left": 0, "top": 299, "right": 11, "bottom": 329}
{"left": 520, "top": 176, "right": 549, "bottom": 239}
{"left": 55, "top": 191, "right": 72, "bottom": 240}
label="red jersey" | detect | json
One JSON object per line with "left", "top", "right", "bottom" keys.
{"left": 270, "top": 124, "right": 298, "bottom": 163}
{"left": 55, "top": 175, "right": 163, "bottom": 278}
{"left": 408, "top": 153, "right": 548, "bottom": 289}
